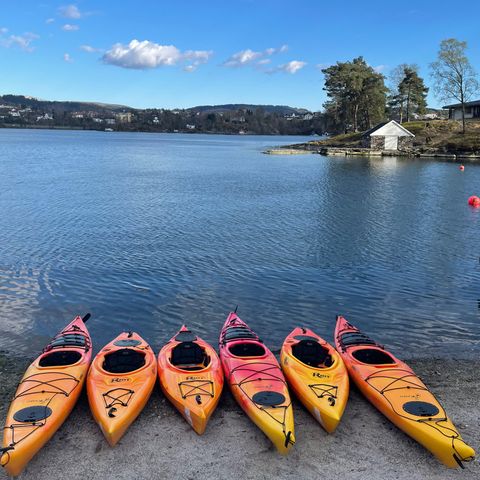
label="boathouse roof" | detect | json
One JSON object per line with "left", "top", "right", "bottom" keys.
{"left": 364, "top": 120, "right": 415, "bottom": 137}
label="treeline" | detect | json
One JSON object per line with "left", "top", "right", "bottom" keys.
{"left": 122, "top": 108, "right": 325, "bottom": 135}
{"left": 0, "top": 101, "right": 326, "bottom": 135}
{"left": 321, "top": 38, "right": 478, "bottom": 134}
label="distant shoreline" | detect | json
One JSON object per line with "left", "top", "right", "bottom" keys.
{"left": 0, "top": 124, "right": 317, "bottom": 136}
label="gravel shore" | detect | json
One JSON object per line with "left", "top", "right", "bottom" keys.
{"left": 0, "top": 355, "right": 478, "bottom": 480}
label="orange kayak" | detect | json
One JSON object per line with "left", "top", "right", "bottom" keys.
{"left": 157, "top": 325, "right": 224, "bottom": 434}
{"left": 281, "top": 327, "right": 349, "bottom": 433}
{"left": 1, "top": 314, "right": 92, "bottom": 477}
{"left": 87, "top": 332, "right": 156, "bottom": 446}
{"left": 334, "top": 315, "right": 475, "bottom": 468}
{"left": 219, "top": 312, "right": 295, "bottom": 454}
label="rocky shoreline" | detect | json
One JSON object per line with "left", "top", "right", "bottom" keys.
{"left": 0, "top": 353, "right": 478, "bottom": 479}
{"left": 266, "top": 143, "right": 480, "bottom": 161}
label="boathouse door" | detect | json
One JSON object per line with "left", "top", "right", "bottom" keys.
{"left": 384, "top": 136, "right": 398, "bottom": 150}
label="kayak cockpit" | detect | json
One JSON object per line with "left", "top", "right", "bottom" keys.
{"left": 170, "top": 341, "right": 210, "bottom": 371}
{"left": 291, "top": 339, "right": 333, "bottom": 368}
{"left": 39, "top": 350, "right": 83, "bottom": 367}
{"left": 102, "top": 348, "right": 146, "bottom": 373}
{"left": 352, "top": 348, "right": 396, "bottom": 365}
{"left": 228, "top": 342, "right": 266, "bottom": 357}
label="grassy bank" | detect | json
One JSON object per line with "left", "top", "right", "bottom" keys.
{"left": 288, "top": 120, "right": 480, "bottom": 155}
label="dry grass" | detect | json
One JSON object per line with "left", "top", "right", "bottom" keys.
{"left": 298, "top": 120, "right": 480, "bottom": 153}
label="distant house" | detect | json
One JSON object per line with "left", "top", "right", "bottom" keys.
{"left": 185, "top": 124, "right": 196, "bottom": 130}
{"left": 443, "top": 100, "right": 480, "bottom": 120}
{"left": 105, "top": 118, "right": 116, "bottom": 125}
{"left": 116, "top": 112, "right": 133, "bottom": 123}
{"left": 36, "top": 113, "right": 53, "bottom": 121}
{"left": 362, "top": 120, "right": 415, "bottom": 150}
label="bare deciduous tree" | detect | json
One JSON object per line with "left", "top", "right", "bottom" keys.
{"left": 430, "top": 38, "right": 479, "bottom": 133}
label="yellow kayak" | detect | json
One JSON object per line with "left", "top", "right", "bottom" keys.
{"left": 1, "top": 315, "right": 92, "bottom": 476}
{"left": 281, "top": 327, "right": 349, "bottom": 433}
{"left": 87, "top": 332, "right": 157, "bottom": 446}
{"left": 335, "top": 316, "right": 475, "bottom": 468}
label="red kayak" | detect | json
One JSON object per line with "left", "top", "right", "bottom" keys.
{"left": 219, "top": 311, "right": 295, "bottom": 454}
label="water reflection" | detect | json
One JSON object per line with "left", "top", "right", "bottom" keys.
{"left": 0, "top": 130, "right": 479, "bottom": 358}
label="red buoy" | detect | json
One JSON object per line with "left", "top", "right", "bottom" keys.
{"left": 468, "top": 195, "right": 480, "bottom": 208}
{"left": 459, "top": 165, "right": 465, "bottom": 171}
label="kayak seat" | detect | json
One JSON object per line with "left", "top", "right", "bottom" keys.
{"left": 171, "top": 342, "right": 209, "bottom": 370}
{"left": 224, "top": 327, "right": 258, "bottom": 342}
{"left": 340, "top": 333, "right": 376, "bottom": 348}
{"left": 103, "top": 348, "right": 146, "bottom": 374}
{"left": 229, "top": 342, "right": 265, "bottom": 357}
{"left": 292, "top": 340, "right": 333, "bottom": 368}
{"left": 39, "top": 351, "right": 82, "bottom": 367}
{"left": 352, "top": 348, "right": 395, "bottom": 365}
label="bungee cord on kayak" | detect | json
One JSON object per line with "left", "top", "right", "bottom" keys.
{"left": 1, "top": 312, "right": 476, "bottom": 475}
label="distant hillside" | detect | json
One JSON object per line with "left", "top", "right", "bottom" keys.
{"left": 0, "top": 94, "right": 323, "bottom": 135}
{"left": 0, "top": 95, "right": 311, "bottom": 116}
{"left": 187, "top": 104, "right": 310, "bottom": 115}
{"left": 0, "top": 95, "right": 132, "bottom": 113}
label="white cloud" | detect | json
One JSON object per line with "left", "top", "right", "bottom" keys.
{"left": 80, "top": 44, "right": 101, "bottom": 53}
{"left": 62, "top": 24, "right": 79, "bottom": 31}
{"left": 0, "top": 30, "right": 39, "bottom": 52}
{"left": 63, "top": 53, "right": 73, "bottom": 62}
{"left": 373, "top": 64, "right": 386, "bottom": 73}
{"left": 59, "top": 5, "right": 82, "bottom": 19}
{"left": 223, "top": 45, "right": 289, "bottom": 68}
{"left": 269, "top": 60, "right": 307, "bottom": 74}
{"left": 224, "top": 49, "right": 262, "bottom": 67}
{"left": 281, "top": 60, "right": 307, "bottom": 74}
{"left": 102, "top": 39, "right": 212, "bottom": 70}
{"left": 45, "top": 18, "right": 55, "bottom": 24}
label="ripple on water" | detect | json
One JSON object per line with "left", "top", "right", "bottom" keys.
{"left": 0, "top": 130, "right": 479, "bottom": 357}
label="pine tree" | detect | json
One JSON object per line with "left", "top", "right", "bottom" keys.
{"left": 398, "top": 68, "right": 428, "bottom": 122}
{"left": 322, "top": 57, "right": 387, "bottom": 133}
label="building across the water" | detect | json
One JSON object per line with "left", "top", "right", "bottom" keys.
{"left": 443, "top": 100, "right": 480, "bottom": 120}
{"left": 362, "top": 120, "right": 415, "bottom": 150}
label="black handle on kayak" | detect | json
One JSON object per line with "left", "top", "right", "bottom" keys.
{"left": 234, "top": 305, "right": 238, "bottom": 313}
{"left": 82, "top": 313, "right": 91, "bottom": 323}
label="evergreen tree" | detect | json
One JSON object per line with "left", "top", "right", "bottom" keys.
{"left": 322, "top": 57, "right": 387, "bottom": 133}
{"left": 398, "top": 67, "right": 428, "bottom": 122}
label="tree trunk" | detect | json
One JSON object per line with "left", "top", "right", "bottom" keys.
{"left": 353, "top": 104, "right": 359, "bottom": 132}
{"left": 460, "top": 80, "right": 466, "bottom": 134}
{"left": 406, "top": 87, "right": 411, "bottom": 123}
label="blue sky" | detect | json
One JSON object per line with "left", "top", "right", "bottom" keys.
{"left": 1, "top": 1, "right": 480, "bottom": 110}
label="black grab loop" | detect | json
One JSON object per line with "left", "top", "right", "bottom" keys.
{"left": 82, "top": 313, "right": 91, "bottom": 323}
{"left": 0, "top": 446, "right": 13, "bottom": 467}
{"left": 453, "top": 454, "right": 465, "bottom": 469}
{"left": 108, "top": 407, "right": 117, "bottom": 418}
{"left": 284, "top": 431, "right": 293, "bottom": 447}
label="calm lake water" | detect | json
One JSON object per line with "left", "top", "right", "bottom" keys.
{"left": 0, "top": 129, "right": 479, "bottom": 358}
